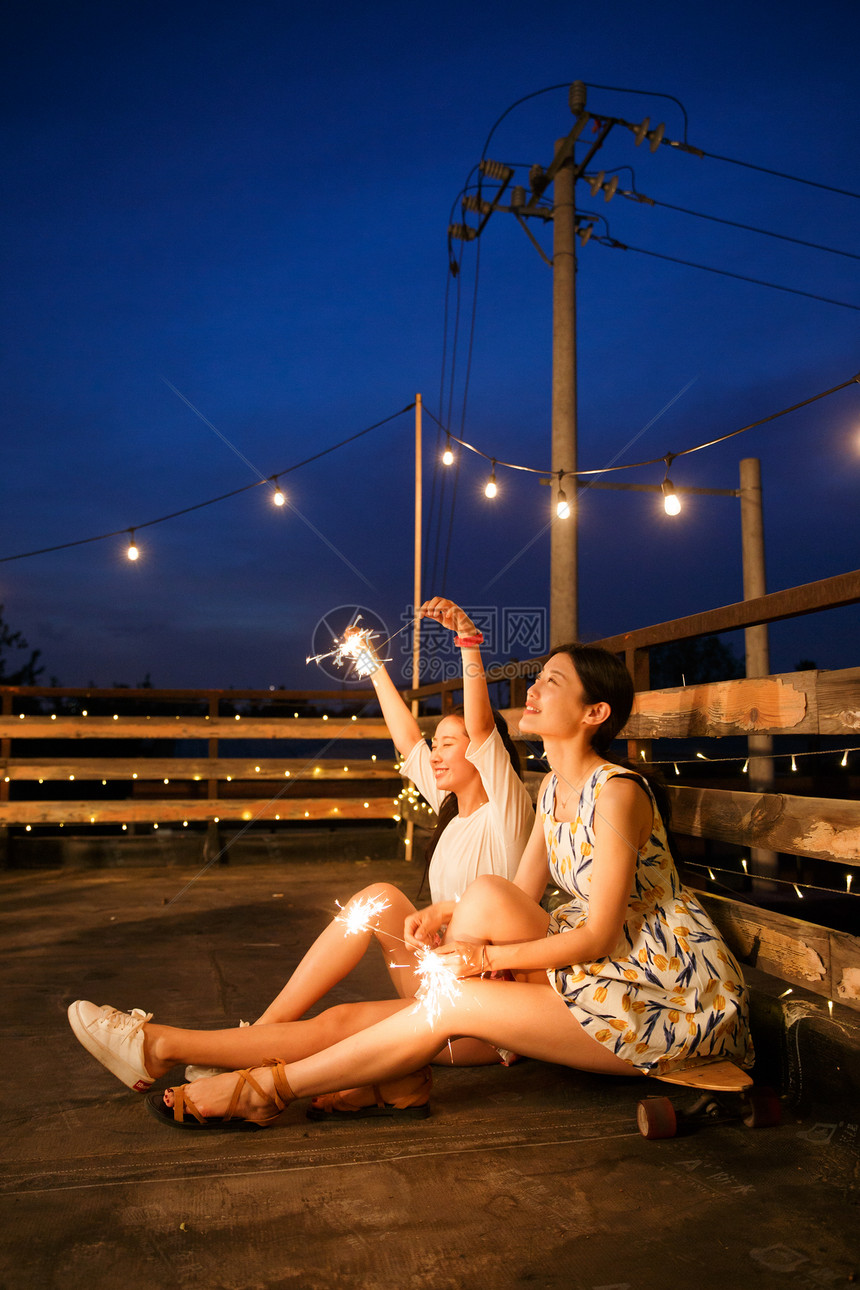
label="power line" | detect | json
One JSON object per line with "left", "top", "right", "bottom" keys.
{"left": 596, "top": 236, "right": 860, "bottom": 311}
{"left": 690, "top": 146, "right": 860, "bottom": 200}
{"left": 622, "top": 191, "right": 860, "bottom": 262}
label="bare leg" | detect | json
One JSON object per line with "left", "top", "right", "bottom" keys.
{"left": 254, "top": 882, "right": 421, "bottom": 1024}
{"left": 165, "top": 875, "right": 639, "bottom": 1119}
{"left": 173, "top": 977, "right": 639, "bottom": 1120}
{"left": 142, "top": 999, "right": 409, "bottom": 1080}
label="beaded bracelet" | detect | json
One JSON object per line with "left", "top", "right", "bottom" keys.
{"left": 454, "top": 633, "right": 484, "bottom": 648}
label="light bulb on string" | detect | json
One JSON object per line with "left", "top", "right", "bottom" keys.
{"left": 556, "top": 471, "right": 570, "bottom": 519}
{"left": 485, "top": 460, "right": 498, "bottom": 499}
{"left": 126, "top": 530, "right": 140, "bottom": 561}
{"left": 271, "top": 477, "right": 286, "bottom": 507}
{"left": 442, "top": 437, "right": 455, "bottom": 466}
{"left": 661, "top": 454, "right": 681, "bottom": 516}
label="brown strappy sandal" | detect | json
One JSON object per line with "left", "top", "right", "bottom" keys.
{"left": 146, "top": 1059, "right": 296, "bottom": 1131}
{"left": 306, "top": 1066, "right": 432, "bottom": 1121}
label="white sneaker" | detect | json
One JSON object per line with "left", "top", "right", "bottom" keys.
{"left": 68, "top": 1001, "right": 154, "bottom": 1092}
{"left": 185, "top": 1019, "right": 251, "bottom": 1082}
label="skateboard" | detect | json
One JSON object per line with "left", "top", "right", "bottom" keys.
{"left": 636, "top": 1059, "right": 781, "bottom": 1139}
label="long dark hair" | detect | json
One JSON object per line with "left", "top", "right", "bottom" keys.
{"left": 417, "top": 707, "right": 524, "bottom": 899}
{"left": 549, "top": 641, "right": 674, "bottom": 834}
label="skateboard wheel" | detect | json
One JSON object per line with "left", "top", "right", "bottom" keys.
{"left": 742, "top": 1087, "right": 781, "bottom": 1129}
{"left": 637, "top": 1096, "right": 678, "bottom": 1139}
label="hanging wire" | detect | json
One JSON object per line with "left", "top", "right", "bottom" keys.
{"left": 422, "top": 371, "right": 860, "bottom": 480}
{"left": 595, "top": 236, "right": 860, "bottom": 311}
{"left": 630, "top": 194, "right": 860, "bottom": 262}
{"left": 0, "top": 402, "right": 415, "bottom": 564}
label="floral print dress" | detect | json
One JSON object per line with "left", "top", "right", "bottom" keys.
{"left": 543, "top": 764, "right": 754, "bottom": 1075}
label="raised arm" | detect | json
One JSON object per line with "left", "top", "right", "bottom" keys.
{"left": 368, "top": 662, "right": 423, "bottom": 761}
{"left": 419, "top": 596, "right": 494, "bottom": 746}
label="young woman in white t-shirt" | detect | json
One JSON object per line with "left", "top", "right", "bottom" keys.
{"left": 210, "top": 596, "right": 533, "bottom": 1073}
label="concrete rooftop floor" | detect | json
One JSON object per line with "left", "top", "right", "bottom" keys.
{"left": 0, "top": 853, "right": 858, "bottom": 1290}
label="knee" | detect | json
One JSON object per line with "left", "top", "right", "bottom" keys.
{"left": 352, "top": 881, "right": 402, "bottom": 905}
{"left": 458, "top": 874, "right": 511, "bottom": 909}
{"left": 447, "top": 874, "right": 511, "bottom": 932}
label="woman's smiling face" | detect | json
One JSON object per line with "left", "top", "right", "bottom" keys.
{"left": 519, "top": 652, "right": 595, "bottom": 740}
{"left": 429, "top": 715, "right": 476, "bottom": 794}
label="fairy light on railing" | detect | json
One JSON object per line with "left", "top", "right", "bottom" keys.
{"left": 685, "top": 860, "right": 860, "bottom": 901}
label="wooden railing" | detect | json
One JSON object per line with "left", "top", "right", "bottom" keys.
{"left": 2, "top": 568, "right": 858, "bottom": 1012}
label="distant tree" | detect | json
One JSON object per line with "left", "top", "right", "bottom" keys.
{"left": 0, "top": 605, "right": 44, "bottom": 685}
{"left": 649, "top": 635, "right": 744, "bottom": 690}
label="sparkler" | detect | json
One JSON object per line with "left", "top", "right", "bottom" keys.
{"left": 306, "top": 614, "right": 420, "bottom": 679}
{"left": 334, "top": 893, "right": 391, "bottom": 936}
{"left": 333, "top": 893, "right": 465, "bottom": 1030}
{"left": 413, "top": 945, "right": 463, "bottom": 1028}
{"left": 306, "top": 618, "right": 391, "bottom": 679}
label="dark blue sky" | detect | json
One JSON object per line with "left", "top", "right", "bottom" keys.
{"left": 2, "top": 0, "right": 858, "bottom": 690}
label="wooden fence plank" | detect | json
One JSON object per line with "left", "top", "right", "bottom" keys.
{"left": 818, "top": 667, "right": 860, "bottom": 735}
{"left": 0, "top": 797, "right": 400, "bottom": 825}
{"left": 668, "top": 785, "right": 860, "bottom": 865}
{"left": 623, "top": 672, "right": 817, "bottom": 738}
{"left": 0, "top": 758, "right": 401, "bottom": 782}
{"left": 0, "top": 717, "right": 390, "bottom": 740}
{"left": 697, "top": 891, "right": 860, "bottom": 1013}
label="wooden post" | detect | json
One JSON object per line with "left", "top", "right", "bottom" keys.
{"left": 205, "top": 695, "right": 221, "bottom": 863}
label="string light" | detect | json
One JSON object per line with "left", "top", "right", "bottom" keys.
{"left": 790, "top": 755, "right": 798, "bottom": 772}
{"left": 661, "top": 476, "right": 681, "bottom": 516}
{"left": 556, "top": 471, "right": 570, "bottom": 519}
{"left": 442, "top": 436, "right": 455, "bottom": 466}
{"left": 841, "top": 750, "right": 849, "bottom": 768}
{"left": 271, "top": 478, "right": 286, "bottom": 507}
{"left": 485, "top": 460, "right": 498, "bottom": 499}
{"left": 126, "top": 530, "right": 139, "bottom": 561}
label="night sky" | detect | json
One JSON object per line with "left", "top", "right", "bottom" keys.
{"left": 2, "top": 0, "right": 858, "bottom": 692}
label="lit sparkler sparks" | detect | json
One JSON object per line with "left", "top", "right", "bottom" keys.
{"left": 413, "top": 945, "right": 462, "bottom": 1028}
{"left": 335, "top": 894, "right": 392, "bottom": 936}
{"left": 306, "top": 618, "right": 389, "bottom": 679}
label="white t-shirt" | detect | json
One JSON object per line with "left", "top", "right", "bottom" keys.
{"left": 401, "top": 726, "right": 534, "bottom": 904}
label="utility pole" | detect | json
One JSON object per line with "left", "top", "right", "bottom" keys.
{"left": 448, "top": 81, "right": 677, "bottom": 646}
{"left": 551, "top": 131, "right": 578, "bottom": 644}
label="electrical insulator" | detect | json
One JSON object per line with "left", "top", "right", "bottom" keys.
{"left": 448, "top": 223, "right": 477, "bottom": 242}
{"left": 463, "top": 194, "right": 491, "bottom": 214}
{"left": 647, "top": 123, "right": 666, "bottom": 152}
{"left": 479, "top": 159, "right": 513, "bottom": 182}
{"left": 578, "top": 223, "right": 594, "bottom": 246}
{"left": 588, "top": 170, "right": 606, "bottom": 197}
{"left": 569, "top": 80, "right": 587, "bottom": 115}
{"left": 633, "top": 117, "right": 650, "bottom": 146}
{"left": 529, "top": 164, "right": 547, "bottom": 195}
{"left": 510, "top": 185, "right": 526, "bottom": 208}
{"left": 603, "top": 175, "right": 619, "bottom": 202}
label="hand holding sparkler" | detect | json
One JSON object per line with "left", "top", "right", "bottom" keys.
{"left": 432, "top": 940, "right": 488, "bottom": 979}
{"left": 418, "top": 597, "right": 481, "bottom": 646}
{"left": 404, "top": 901, "right": 455, "bottom": 949}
